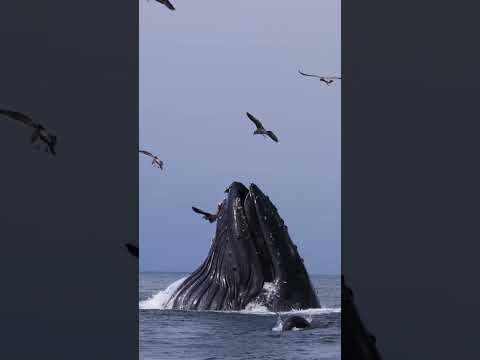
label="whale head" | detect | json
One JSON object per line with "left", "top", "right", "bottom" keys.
{"left": 170, "top": 181, "right": 320, "bottom": 311}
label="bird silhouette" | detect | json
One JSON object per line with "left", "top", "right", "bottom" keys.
{"left": 125, "top": 243, "right": 139, "bottom": 258}
{"left": 298, "top": 70, "right": 342, "bottom": 85}
{"left": 0, "top": 109, "right": 57, "bottom": 156}
{"left": 246, "top": 112, "right": 279, "bottom": 142}
{"left": 192, "top": 206, "right": 218, "bottom": 223}
{"left": 139, "top": 150, "right": 164, "bottom": 170}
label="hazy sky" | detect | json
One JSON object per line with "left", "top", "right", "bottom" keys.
{"left": 140, "top": 1, "right": 340, "bottom": 274}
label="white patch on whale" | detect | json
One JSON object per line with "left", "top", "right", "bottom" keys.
{"left": 242, "top": 280, "right": 280, "bottom": 311}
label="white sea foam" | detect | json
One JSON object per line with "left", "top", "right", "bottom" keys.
{"left": 140, "top": 278, "right": 341, "bottom": 316}
{"left": 240, "top": 306, "right": 340, "bottom": 316}
{"left": 280, "top": 307, "right": 341, "bottom": 316}
{"left": 139, "top": 276, "right": 188, "bottom": 310}
{"left": 272, "top": 317, "right": 284, "bottom": 331}
{"left": 240, "top": 302, "right": 271, "bottom": 314}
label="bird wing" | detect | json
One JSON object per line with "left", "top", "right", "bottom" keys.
{"left": 192, "top": 207, "right": 211, "bottom": 217}
{"left": 246, "top": 112, "right": 264, "bottom": 130}
{"left": 139, "top": 150, "right": 154, "bottom": 158}
{"left": 298, "top": 70, "right": 323, "bottom": 79}
{"left": 125, "top": 243, "right": 139, "bottom": 258}
{"left": 160, "top": 0, "right": 175, "bottom": 10}
{"left": 267, "top": 131, "right": 279, "bottom": 143}
{"left": 299, "top": 71, "right": 341, "bottom": 80}
{"left": 0, "top": 109, "right": 35, "bottom": 127}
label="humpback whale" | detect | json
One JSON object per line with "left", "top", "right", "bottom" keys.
{"left": 168, "top": 182, "right": 320, "bottom": 312}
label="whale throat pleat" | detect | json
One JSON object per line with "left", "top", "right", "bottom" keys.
{"left": 170, "top": 196, "right": 264, "bottom": 310}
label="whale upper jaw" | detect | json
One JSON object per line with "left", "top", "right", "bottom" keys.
{"left": 170, "top": 181, "right": 320, "bottom": 311}
{"left": 241, "top": 182, "right": 320, "bottom": 311}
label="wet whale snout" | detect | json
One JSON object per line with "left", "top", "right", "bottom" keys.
{"left": 169, "top": 181, "right": 320, "bottom": 311}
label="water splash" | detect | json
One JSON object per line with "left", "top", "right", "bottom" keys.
{"left": 139, "top": 276, "right": 188, "bottom": 310}
{"left": 241, "top": 302, "right": 271, "bottom": 314}
{"left": 272, "top": 315, "right": 284, "bottom": 331}
{"left": 140, "top": 278, "right": 341, "bottom": 316}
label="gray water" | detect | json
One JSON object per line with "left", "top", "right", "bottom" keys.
{"left": 140, "top": 272, "right": 340, "bottom": 360}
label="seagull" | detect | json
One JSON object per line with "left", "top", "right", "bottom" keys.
{"left": 246, "top": 112, "right": 279, "bottom": 143}
{"left": 139, "top": 150, "right": 164, "bottom": 170}
{"left": 152, "top": 0, "right": 175, "bottom": 11}
{"left": 125, "top": 243, "right": 139, "bottom": 258}
{"left": 192, "top": 206, "right": 218, "bottom": 223}
{"left": 0, "top": 109, "right": 57, "bottom": 156}
{"left": 298, "top": 70, "right": 342, "bottom": 85}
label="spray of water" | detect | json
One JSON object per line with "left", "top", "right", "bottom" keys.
{"left": 139, "top": 276, "right": 188, "bottom": 310}
{"left": 140, "top": 277, "right": 341, "bottom": 316}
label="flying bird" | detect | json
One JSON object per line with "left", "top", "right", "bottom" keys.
{"left": 298, "top": 70, "right": 342, "bottom": 85}
{"left": 152, "top": 0, "right": 175, "bottom": 10}
{"left": 125, "top": 243, "right": 139, "bottom": 258}
{"left": 0, "top": 109, "right": 57, "bottom": 156}
{"left": 246, "top": 112, "right": 279, "bottom": 143}
{"left": 139, "top": 150, "right": 164, "bottom": 170}
{"left": 192, "top": 206, "right": 218, "bottom": 223}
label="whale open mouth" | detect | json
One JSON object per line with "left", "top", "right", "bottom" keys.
{"left": 169, "top": 182, "right": 320, "bottom": 312}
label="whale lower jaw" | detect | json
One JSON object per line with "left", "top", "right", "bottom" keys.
{"left": 169, "top": 182, "right": 320, "bottom": 312}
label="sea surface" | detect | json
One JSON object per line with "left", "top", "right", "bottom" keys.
{"left": 140, "top": 272, "right": 340, "bottom": 360}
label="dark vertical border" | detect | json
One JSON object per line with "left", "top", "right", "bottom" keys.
{"left": 343, "top": 1, "right": 480, "bottom": 358}
{"left": 0, "top": 2, "right": 138, "bottom": 358}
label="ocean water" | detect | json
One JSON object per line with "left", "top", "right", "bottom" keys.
{"left": 140, "top": 272, "right": 340, "bottom": 360}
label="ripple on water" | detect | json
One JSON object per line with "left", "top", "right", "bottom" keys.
{"left": 140, "top": 273, "right": 341, "bottom": 360}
